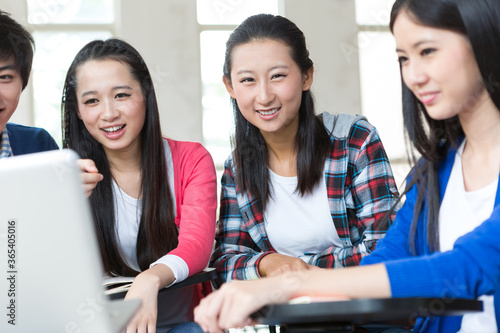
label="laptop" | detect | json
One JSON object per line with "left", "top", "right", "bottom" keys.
{"left": 0, "top": 149, "right": 140, "bottom": 332}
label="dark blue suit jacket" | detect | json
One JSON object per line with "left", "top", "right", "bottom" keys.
{"left": 6, "top": 123, "right": 59, "bottom": 155}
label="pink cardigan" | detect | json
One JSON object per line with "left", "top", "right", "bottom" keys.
{"left": 166, "top": 138, "right": 217, "bottom": 275}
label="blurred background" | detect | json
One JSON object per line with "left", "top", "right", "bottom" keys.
{"left": 2, "top": 0, "right": 409, "bottom": 187}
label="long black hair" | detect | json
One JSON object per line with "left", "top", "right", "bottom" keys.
{"left": 223, "top": 14, "right": 331, "bottom": 207}
{"left": 389, "top": 0, "right": 500, "bottom": 253}
{"left": 62, "top": 39, "right": 178, "bottom": 276}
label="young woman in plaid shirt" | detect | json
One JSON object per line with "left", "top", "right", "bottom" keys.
{"left": 210, "top": 14, "right": 399, "bottom": 287}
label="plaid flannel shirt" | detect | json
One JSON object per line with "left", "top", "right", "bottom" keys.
{"left": 211, "top": 118, "right": 399, "bottom": 286}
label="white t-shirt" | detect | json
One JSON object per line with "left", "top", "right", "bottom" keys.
{"left": 264, "top": 168, "right": 342, "bottom": 259}
{"left": 113, "top": 139, "right": 188, "bottom": 284}
{"left": 112, "top": 140, "right": 195, "bottom": 328}
{"left": 439, "top": 140, "right": 498, "bottom": 332}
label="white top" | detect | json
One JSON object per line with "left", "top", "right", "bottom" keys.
{"left": 439, "top": 140, "right": 498, "bottom": 332}
{"left": 113, "top": 139, "right": 189, "bottom": 285}
{"left": 264, "top": 168, "right": 342, "bottom": 259}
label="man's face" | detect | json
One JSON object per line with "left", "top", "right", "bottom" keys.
{"left": 0, "top": 57, "right": 23, "bottom": 132}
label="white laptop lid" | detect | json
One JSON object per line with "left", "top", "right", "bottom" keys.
{"left": 0, "top": 149, "right": 139, "bottom": 332}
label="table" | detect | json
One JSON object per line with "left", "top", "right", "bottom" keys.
{"left": 252, "top": 297, "right": 483, "bottom": 332}
{"left": 107, "top": 267, "right": 217, "bottom": 300}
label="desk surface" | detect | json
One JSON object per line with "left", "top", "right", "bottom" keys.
{"left": 254, "top": 297, "right": 483, "bottom": 327}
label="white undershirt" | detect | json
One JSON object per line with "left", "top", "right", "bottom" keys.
{"left": 439, "top": 140, "right": 498, "bottom": 332}
{"left": 113, "top": 139, "right": 188, "bottom": 285}
{"left": 264, "top": 168, "right": 342, "bottom": 258}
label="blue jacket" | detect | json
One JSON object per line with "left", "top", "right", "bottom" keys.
{"left": 362, "top": 145, "right": 500, "bottom": 333}
{"left": 6, "top": 123, "right": 59, "bottom": 155}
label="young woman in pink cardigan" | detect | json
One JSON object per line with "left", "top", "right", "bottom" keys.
{"left": 62, "top": 38, "right": 216, "bottom": 333}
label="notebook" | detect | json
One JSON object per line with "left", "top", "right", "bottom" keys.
{"left": 0, "top": 149, "right": 140, "bottom": 332}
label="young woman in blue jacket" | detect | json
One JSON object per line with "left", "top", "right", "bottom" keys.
{"left": 194, "top": 0, "right": 500, "bottom": 332}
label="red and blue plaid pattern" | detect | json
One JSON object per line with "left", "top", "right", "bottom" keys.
{"left": 210, "top": 119, "right": 399, "bottom": 287}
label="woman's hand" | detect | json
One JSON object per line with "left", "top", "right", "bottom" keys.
{"left": 258, "top": 253, "right": 320, "bottom": 277}
{"left": 123, "top": 270, "right": 160, "bottom": 333}
{"left": 194, "top": 275, "right": 296, "bottom": 332}
{"left": 123, "top": 264, "right": 175, "bottom": 333}
{"left": 195, "top": 264, "right": 392, "bottom": 332}
{"left": 77, "top": 159, "right": 103, "bottom": 197}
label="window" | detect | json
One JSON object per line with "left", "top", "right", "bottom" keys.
{"left": 197, "top": 0, "right": 280, "bottom": 167}
{"left": 197, "top": 0, "right": 278, "bottom": 25}
{"left": 27, "top": 0, "right": 114, "bottom": 24}
{"left": 199, "top": 30, "right": 233, "bottom": 165}
{"left": 27, "top": 0, "right": 115, "bottom": 146}
{"left": 355, "top": 0, "right": 409, "bottom": 186}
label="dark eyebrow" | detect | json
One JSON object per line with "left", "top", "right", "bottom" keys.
{"left": 396, "top": 40, "right": 435, "bottom": 53}
{"left": 112, "top": 85, "right": 133, "bottom": 91}
{"left": 0, "top": 64, "right": 17, "bottom": 71}
{"left": 270, "top": 65, "right": 288, "bottom": 71}
{"left": 235, "top": 65, "right": 289, "bottom": 75}
{"left": 235, "top": 70, "right": 253, "bottom": 75}
{"left": 81, "top": 90, "right": 97, "bottom": 99}
{"left": 80, "top": 85, "right": 133, "bottom": 99}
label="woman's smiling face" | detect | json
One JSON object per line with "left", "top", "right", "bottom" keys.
{"left": 224, "top": 38, "right": 313, "bottom": 138}
{"left": 393, "top": 11, "right": 488, "bottom": 120}
{"left": 76, "top": 58, "right": 146, "bottom": 155}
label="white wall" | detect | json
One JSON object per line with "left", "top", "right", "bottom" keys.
{"left": 119, "top": 0, "right": 203, "bottom": 142}
{"left": 284, "top": 0, "right": 361, "bottom": 116}
{"left": 117, "top": 0, "right": 361, "bottom": 141}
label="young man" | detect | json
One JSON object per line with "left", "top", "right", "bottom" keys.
{"left": 0, "top": 10, "right": 58, "bottom": 158}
